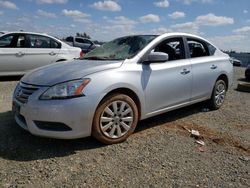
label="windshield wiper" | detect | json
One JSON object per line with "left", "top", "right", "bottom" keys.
{"left": 83, "top": 56, "right": 124, "bottom": 61}
{"left": 83, "top": 56, "right": 110, "bottom": 60}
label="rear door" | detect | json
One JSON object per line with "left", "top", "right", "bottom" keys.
{"left": 22, "top": 34, "right": 61, "bottom": 71}
{"left": 144, "top": 37, "right": 192, "bottom": 114}
{"left": 186, "top": 37, "right": 219, "bottom": 100}
{"left": 0, "top": 33, "right": 27, "bottom": 75}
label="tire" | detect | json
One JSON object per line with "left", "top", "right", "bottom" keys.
{"left": 237, "top": 82, "right": 250, "bottom": 93}
{"left": 207, "top": 80, "right": 227, "bottom": 110}
{"left": 92, "top": 93, "right": 139, "bottom": 144}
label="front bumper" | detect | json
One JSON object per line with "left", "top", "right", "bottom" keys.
{"left": 13, "top": 85, "right": 102, "bottom": 139}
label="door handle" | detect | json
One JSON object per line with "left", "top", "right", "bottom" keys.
{"left": 16, "top": 52, "right": 25, "bottom": 57}
{"left": 180, "top": 68, "right": 190, "bottom": 75}
{"left": 211, "top": 65, "right": 217, "bottom": 70}
{"left": 49, "top": 51, "right": 56, "bottom": 56}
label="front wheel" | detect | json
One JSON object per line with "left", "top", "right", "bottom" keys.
{"left": 207, "top": 80, "right": 227, "bottom": 110}
{"left": 92, "top": 94, "right": 138, "bottom": 144}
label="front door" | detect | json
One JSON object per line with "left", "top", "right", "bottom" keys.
{"left": 0, "top": 34, "right": 27, "bottom": 75}
{"left": 143, "top": 37, "right": 192, "bottom": 114}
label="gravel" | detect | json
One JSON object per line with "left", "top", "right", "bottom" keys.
{"left": 0, "top": 67, "right": 249, "bottom": 187}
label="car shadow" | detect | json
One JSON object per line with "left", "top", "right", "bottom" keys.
{"left": 135, "top": 103, "right": 202, "bottom": 133}
{"left": 0, "top": 76, "right": 23, "bottom": 82}
{"left": 0, "top": 103, "right": 204, "bottom": 162}
{"left": 0, "top": 111, "right": 104, "bottom": 162}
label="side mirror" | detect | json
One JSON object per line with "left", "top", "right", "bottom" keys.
{"left": 145, "top": 51, "right": 169, "bottom": 63}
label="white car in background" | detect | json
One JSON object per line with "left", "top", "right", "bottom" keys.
{"left": 0, "top": 32, "right": 82, "bottom": 76}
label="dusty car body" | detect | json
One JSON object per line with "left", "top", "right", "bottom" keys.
{"left": 0, "top": 32, "right": 82, "bottom": 76}
{"left": 13, "top": 33, "right": 233, "bottom": 144}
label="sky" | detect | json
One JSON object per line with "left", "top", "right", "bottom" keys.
{"left": 0, "top": 0, "right": 250, "bottom": 52}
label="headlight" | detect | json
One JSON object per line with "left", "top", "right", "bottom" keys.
{"left": 40, "top": 79, "right": 90, "bottom": 100}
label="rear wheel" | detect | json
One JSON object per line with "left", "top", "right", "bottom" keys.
{"left": 207, "top": 80, "right": 227, "bottom": 110}
{"left": 92, "top": 94, "right": 138, "bottom": 144}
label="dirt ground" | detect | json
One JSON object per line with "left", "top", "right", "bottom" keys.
{"left": 0, "top": 67, "right": 249, "bottom": 187}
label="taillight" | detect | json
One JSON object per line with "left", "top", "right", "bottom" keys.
{"left": 80, "top": 50, "right": 85, "bottom": 58}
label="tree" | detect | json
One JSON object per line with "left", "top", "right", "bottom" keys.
{"left": 75, "top": 32, "right": 91, "bottom": 39}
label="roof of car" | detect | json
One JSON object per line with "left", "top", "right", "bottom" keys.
{"left": 119, "top": 32, "right": 216, "bottom": 47}
{"left": 3, "top": 31, "right": 57, "bottom": 39}
{"left": 159, "top": 32, "right": 217, "bottom": 47}
{"left": 2, "top": 31, "right": 65, "bottom": 43}
{"left": 157, "top": 32, "right": 205, "bottom": 40}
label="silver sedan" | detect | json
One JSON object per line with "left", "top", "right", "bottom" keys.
{"left": 12, "top": 33, "right": 233, "bottom": 144}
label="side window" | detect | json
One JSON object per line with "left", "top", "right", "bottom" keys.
{"left": 187, "top": 38, "right": 210, "bottom": 58}
{"left": 154, "top": 37, "right": 185, "bottom": 61}
{"left": 50, "top": 39, "right": 61, "bottom": 49}
{"left": 29, "top": 35, "right": 51, "bottom": 48}
{"left": 0, "top": 35, "right": 14, "bottom": 47}
{"left": 65, "top": 36, "right": 73, "bottom": 42}
{"left": 75, "top": 38, "right": 84, "bottom": 43}
{"left": 82, "top": 39, "right": 92, "bottom": 45}
{"left": 16, "top": 35, "right": 26, "bottom": 48}
{"left": 207, "top": 43, "right": 216, "bottom": 55}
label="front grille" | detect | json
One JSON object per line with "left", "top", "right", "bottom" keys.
{"left": 15, "top": 82, "right": 40, "bottom": 104}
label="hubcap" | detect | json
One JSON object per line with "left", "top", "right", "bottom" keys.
{"left": 215, "top": 83, "right": 226, "bottom": 106}
{"left": 100, "top": 100, "right": 134, "bottom": 139}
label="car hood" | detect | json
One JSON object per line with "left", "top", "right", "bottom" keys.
{"left": 22, "top": 60, "right": 123, "bottom": 86}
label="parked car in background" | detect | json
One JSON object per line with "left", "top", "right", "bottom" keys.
{"left": 230, "top": 57, "right": 242, "bottom": 67}
{"left": 13, "top": 33, "right": 233, "bottom": 144}
{"left": 0, "top": 32, "right": 82, "bottom": 76}
{"left": 64, "top": 36, "right": 100, "bottom": 53}
{"left": 0, "top": 31, "right": 6, "bottom": 36}
{"left": 245, "top": 64, "right": 250, "bottom": 80}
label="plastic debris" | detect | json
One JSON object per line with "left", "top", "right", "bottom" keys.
{"left": 197, "top": 146, "right": 206, "bottom": 152}
{"left": 196, "top": 140, "right": 205, "bottom": 146}
{"left": 191, "top": 129, "right": 200, "bottom": 138}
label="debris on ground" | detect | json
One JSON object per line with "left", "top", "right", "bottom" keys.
{"left": 211, "top": 138, "right": 224, "bottom": 144}
{"left": 239, "top": 156, "right": 250, "bottom": 161}
{"left": 181, "top": 127, "right": 205, "bottom": 145}
{"left": 196, "top": 140, "right": 205, "bottom": 146}
{"left": 191, "top": 129, "right": 200, "bottom": 138}
{"left": 197, "top": 146, "right": 206, "bottom": 152}
{"left": 237, "top": 82, "right": 250, "bottom": 93}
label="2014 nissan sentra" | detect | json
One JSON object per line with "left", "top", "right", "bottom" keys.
{"left": 12, "top": 33, "right": 233, "bottom": 144}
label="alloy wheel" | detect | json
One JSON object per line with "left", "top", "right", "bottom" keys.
{"left": 100, "top": 100, "right": 134, "bottom": 139}
{"left": 215, "top": 82, "right": 226, "bottom": 106}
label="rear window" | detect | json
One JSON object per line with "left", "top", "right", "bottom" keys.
{"left": 207, "top": 43, "right": 216, "bottom": 55}
{"left": 28, "top": 35, "right": 61, "bottom": 49}
{"left": 187, "top": 38, "right": 210, "bottom": 58}
{"left": 66, "top": 37, "right": 73, "bottom": 42}
{"left": 75, "top": 38, "right": 84, "bottom": 43}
